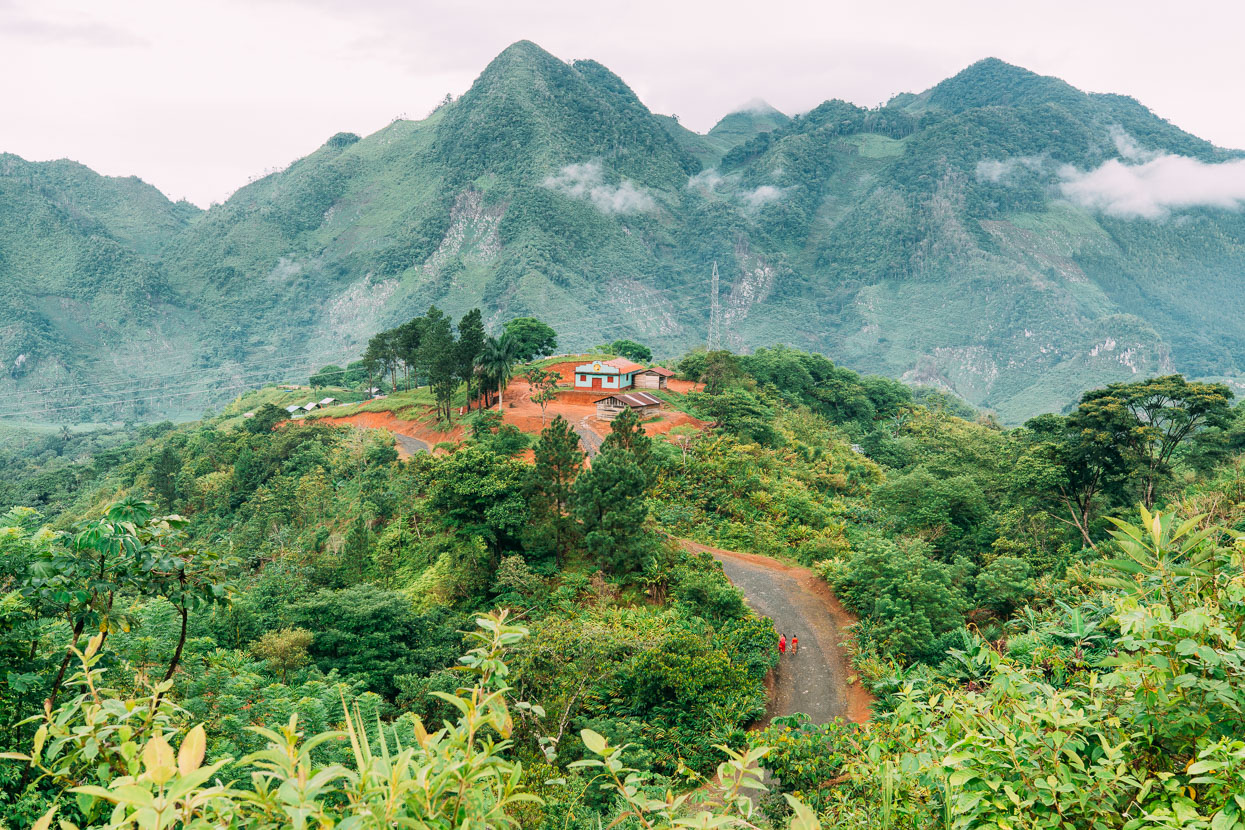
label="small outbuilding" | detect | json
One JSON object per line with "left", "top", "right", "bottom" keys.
{"left": 302, "top": 401, "right": 319, "bottom": 412}
{"left": 595, "top": 391, "right": 663, "bottom": 421}
{"left": 575, "top": 358, "right": 644, "bottom": 391}
{"left": 319, "top": 397, "right": 337, "bottom": 407}
{"left": 634, "top": 366, "right": 674, "bottom": 390}
{"left": 285, "top": 404, "right": 303, "bottom": 414}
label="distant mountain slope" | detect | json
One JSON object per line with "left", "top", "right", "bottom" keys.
{"left": 3, "top": 43, "right": 1245, "bottom": 424}
{"left": 0, "top": 155, "right": 203, "bottom": 418}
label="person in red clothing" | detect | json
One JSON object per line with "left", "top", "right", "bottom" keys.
{"left": 778, "top": 634, "right": 787, "bottom": 654}
{"left": 791, "top": 635, "right": 799, "bottom": 654}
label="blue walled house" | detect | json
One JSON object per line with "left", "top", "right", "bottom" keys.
{"left": 574, "top": 358, "right": 645, "bottom": 391}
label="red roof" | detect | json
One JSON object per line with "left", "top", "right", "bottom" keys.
{"left": 604, "top": 358, "right": 644, "bottom": 373}
{"left": 640, "top": 366, "right": 675, "bottom": 377}
{"left": 595, "top": 391, "right": 664, "bottom": 408}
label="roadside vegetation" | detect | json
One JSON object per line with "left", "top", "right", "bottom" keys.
{"left": 2, "top": 317, "right": 1244, "bottom": 827}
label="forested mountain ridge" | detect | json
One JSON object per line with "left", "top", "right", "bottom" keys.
{"left": 0, "top": 154, "right": 203, "bottom": 412}
{"left": 5, "top": 43, "right": 1245, "bottom": 424}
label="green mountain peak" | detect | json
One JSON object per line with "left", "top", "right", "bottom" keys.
{"left": 916, "top": 57, "right": 1085, "bottom": 113}
{"left": 4, "top": 45, "right": 1245, "bottom": 427}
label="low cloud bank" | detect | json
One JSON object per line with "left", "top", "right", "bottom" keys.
{"left": 976, "top": 156, "right": 1043, "bottom": 184}
{"left": 543, "top": 162, "right": 655, "bottom": 214}
{"left": 686, "top": 168, "right": 788, "bottom": 210}
{"left": 687, "top": 168, "right": 734, "bottom": 193}
{"left": 741, "top": 185, "right": 786, "bottom": 208}
{"left": 1058, "top": 154, "right": 1245, "bottom": 219}
{"left": 979, "top": 128, "right": 1245, "bottom": 220}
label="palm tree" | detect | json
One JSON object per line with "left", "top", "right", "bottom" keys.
{"left": 476, "top": 334, "right": 518, "bottom": 411}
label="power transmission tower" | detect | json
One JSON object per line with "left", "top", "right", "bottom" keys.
{"left": 708, "top": 260, "right": 721, "bottom": 351}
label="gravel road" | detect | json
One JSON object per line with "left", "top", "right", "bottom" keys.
{"left": 679, "top": 540, "right": 872, "bottom": 725}
{"left": 392, "top": 433, "right": 429, "bottom": 456}
{"left": 574, "top": 417, "right": 603, "bottom": 458}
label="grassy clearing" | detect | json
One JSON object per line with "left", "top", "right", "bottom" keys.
{"left": 846, "top": 133, "right": 907, "bottom": 158}
{"left": 223, "top": 386, "right": 361, "bottom": 417}
{"left": 651, "top": 389, "right": 702, "bottom": 417}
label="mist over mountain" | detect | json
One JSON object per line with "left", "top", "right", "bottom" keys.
{"left": 4, "top": 41, "right": 1245, "bottom": 424}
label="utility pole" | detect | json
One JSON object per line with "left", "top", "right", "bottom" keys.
{"left": 708, "top": 260, "right": 721, "bottom": 351}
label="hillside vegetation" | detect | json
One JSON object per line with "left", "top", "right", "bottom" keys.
{"left": 4, "top": 45, "right": 1245, "bottom": 425}
{"left": 2, "top": 334, "right": 1245, "bottom": 827}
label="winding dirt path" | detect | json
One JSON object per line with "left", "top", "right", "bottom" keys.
{"left": 679, "top": 540, "right": 873, "bottom": 725}
{"left": 304, "top": 411, "right": 437, "bottom": 459}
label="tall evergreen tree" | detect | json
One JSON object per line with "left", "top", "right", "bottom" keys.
{"left": 419, "top": 307, "right": 457, "bottom": 421}
{"left": 600, "top": 408, "right": 654, "bottom": 483}
{"left": 396, "top": 316, "right": 426, "bottom": 391}
{"left": 528, "top": 416, "right": 584, "bottom": 565}
{"left": 150, "top": 444, "right": 182, "bottom": 509}
{"left": 572, "top": 447, "right": 651, "bottom": 575}
{"left": 457, "top": 309, "right": 486, "bottom": 411}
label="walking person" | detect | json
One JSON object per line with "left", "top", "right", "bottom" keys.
{"left": 790, "top": 634, "right": 798, "bottom": 655}
{"left": 778, "top": 633, "right": 787, "bottom": 655}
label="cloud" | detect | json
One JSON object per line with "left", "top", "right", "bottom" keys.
{"left": 0, "top": 5, "right": 146, "bottom": 48}
{"left": 687, "top": 168, "right": 738, "bottom": 194}
{"left": 976, "top": 156, "right": 1044, "bottom": 183}
{"left": 979, "top": 130, "right": 1245, "bottom": 220}
{"left": 729, "top": 97, "right": 783, "bottom": 116}
{"left": 1110, "top": 126, "right": 1157, "bottom": 162}
{"left": 543, "top": 161, "right": 655, "bottom": 214}
{"left": 1058, "top": 153, "right": 1245, "bottom": 219}
{"left": 741, "top": 184, "right": 786, "bottom": 209}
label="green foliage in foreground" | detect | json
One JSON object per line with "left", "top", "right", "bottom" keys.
{"left": 6, "top": 615, "right": 804, "bottom": 830}
{"left": 5, "top": 348, "right": 1245, "bottom": 827}
{"left": 7, "top": 507, "right": 1245, "bottom": 829}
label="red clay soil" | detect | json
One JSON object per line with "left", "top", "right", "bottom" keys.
{"left": 293, "top": 371, "right": 706, "bottom": 461}
{"left": 542, "top": 361, "right": 583, "bottom": 383}
{"left": 666, "top": 378, "right": 702, "bottom": 394}
{"left": 546, "top": 388, "right": 612, "bottom": 406}
{"left": 503, "top": 376, "right": 706, "bottom": 443}
{"left": 679, "top": 540, "right": 874, "bottom": 725}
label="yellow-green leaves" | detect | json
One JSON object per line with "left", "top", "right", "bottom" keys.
{"left": 177, "top": 724, "right": 206, "bottom": 776}
{"left": 581, "top": 728, "right": 608, "bottom": 756}
{"left": 141, "top": 733, "right": 175, "bottom": 786}
{"left": 31, "top": 803, "right": 58, "bottom": 830}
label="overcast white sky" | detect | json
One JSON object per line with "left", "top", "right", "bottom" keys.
{"left": 2, "top": 0, "right": 1241, "bottom": 207}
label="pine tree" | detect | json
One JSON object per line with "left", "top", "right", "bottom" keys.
{"left": 600, "top": 408, "right": 654, "bottom": 484}
{"left": 572, "top": 445, "right": 651, "bottom": 575}
{"left": 528, "top": 416, "right": 584, "bottom": 565}
{"left": 150, "top": 444, "right": 181, "bottom": 508}
{"left": 230, "top": 443, "right": 263, "bottom": 509}
{"left": 457, "top": 309, "right": 486, "bottom": 411}
{"left": 396, "top": 316, "right": 426, "bottom": 390}
{"left": 343, "top": 513, "right": 373, "bottom": 584}
{"left": 420, "top": 307, "right": 457, "bottom": 422}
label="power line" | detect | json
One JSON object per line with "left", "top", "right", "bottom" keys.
{"left": 0, "top": 362, "right": 352, "bottom": 419}
{"left": 0, "top": 362, "right": 334, "bottom": 413}
{"left": 11, "top": 349, "right": 356, "bottom": 396}
{"left": 0, "top": 380, "right": 280, "bottom": 421}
